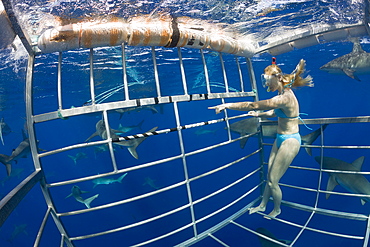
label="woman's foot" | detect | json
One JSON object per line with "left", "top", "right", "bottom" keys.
{"left": 249, "top": 205, "right": 266, "bottom": 215}
{"left": 263, "top": 209, "right": 281, "bottom": 220}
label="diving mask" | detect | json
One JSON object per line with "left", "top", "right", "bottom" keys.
{"left": 261, "top": 74, "right": 279, "bottom": 87}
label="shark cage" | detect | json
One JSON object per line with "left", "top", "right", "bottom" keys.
{"left": 1, "top": 0, "right": 370, "bottom": 246}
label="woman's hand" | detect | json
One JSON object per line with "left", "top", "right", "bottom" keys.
{"left": 246, "top": 111, "right": 258, "bottom": 117}
{"left": 208, "top": 103, "right": 232, "bottom": 114}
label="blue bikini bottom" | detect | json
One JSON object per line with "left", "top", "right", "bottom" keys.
{"left": 276, "top": 133, "right": 301, "bottom": 148}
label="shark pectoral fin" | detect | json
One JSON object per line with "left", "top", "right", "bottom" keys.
{"left": 65, "top": 193, "right": 73, "bottom": 199}
{"left": 128, "top": 147, "right": 139, "bottom": 159}
{"left": 5, "top": 163, "right": 11, "bottom": 176}
{"left": 240, "top": 135, "right": 249, "bottom": 149}
{"left": 342, "top": 68, "right": 360, "bottom": 81}
{"left": 84, "top": 194, "right": 99, "bottom": 209}
{"left": 361, "top": 199, "right": 367, "bottom": 205}
{"left": 118, "top": 173, "right": 128, "bottom": 183}
{"left": 85, "top": 132, "right": 99, "bottom": 142}
{"left": 352, "top": 156, "right": 365, "bottom": 171}
{"left": 326, "top": 175, "right": 339, "bottom": 199}
{"left": 301, "top": 124, "right": 328, "bottom": 156}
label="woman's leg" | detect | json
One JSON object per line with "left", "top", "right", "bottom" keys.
{"left": 249, "top": 140, "right": 278, "bottom": 214}
{"left": 265, "top": 138, "right": 300, "bottom": 219}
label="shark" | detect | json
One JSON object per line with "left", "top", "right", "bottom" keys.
{"left": 314, "top": 156, "right": 370, "bottom": 205}
{"left": 0, "top": 130, "right": 32, "bottom": 176}
{"left": 0, "top": 167, "right": 24, "bottom": 186}
{"left": 117, "top": 119, "right": 144, "bottom": 133}
{"left": 143, "top": 177, "right": 160, "bottom": 190}
{"left": 116, "top": 106, "right": 159, "bottom": 119}
{"left": 0, "top": 117, "right": 11, "bottom": 145}
{"left": 67, "top": 152, "right": 87, "bottom": 165}
{"left": 92, "top": 173, "right": 128, "bottom": 188}
{"left": 194, "top": 127, "right": 218, "bottom": 136}
{"left": 65, "top": 185, "right": 99, "bottom": 209}
{"left": 320, "top": 39, "right": 370, "bottom": 81}
{"left": 229, "top": 117, "right": 327, "bottom": 156}
{"left": 256, "top": 227, "right": 292, "bottom": 247}
{"left": 7, "top": 224, "right": 28, "bottom": 243}
{"left": 86, "top": 119, "right": 158, "bottom": 159}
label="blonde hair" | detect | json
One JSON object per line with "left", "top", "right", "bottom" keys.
{"left": 264, "top": 59, "right": 313, "bottom": 88}
{"left": 281, "top": 59, "right": 313, "bottom": 88}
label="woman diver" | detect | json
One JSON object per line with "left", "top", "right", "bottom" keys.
{"left": 209, "top": 57, "right": 313, "bottom": 219}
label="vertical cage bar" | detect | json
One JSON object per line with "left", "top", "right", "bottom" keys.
{"left": 57, "top": 52, "right": 63, "bottom": 110}
{"left": 218, "top": 52, "right": 229, "bottom": 93}
{"left": 26, "top": 54, "right": 74, "bottom": 247}
{"left": 102, "top": 110, "right": 118, "bottom": 172}
{"left": 363, "top": 215, "right": 370, "bottom": 247}
{"left": 122, "top": 43, "right": 130, "bottom": 101}
{"left": 89, "top": 48, "right": 96, "bottom": 105}
{"left": 177, "top": 47, "right": 188, "bottom": 95}
{"left": 315, "top": 124, "right": 326, "bottom": 208}
{"left": 245, "top": 58, "right": 259, "bottom": 101}
{"left": 200, "top": 49, "right": 211, "bottom": 94}
{"left": 173, "top": 102, "right": 198, "bottom": 238}
{"left": 34, "top": 207, "right": 51, "bottom": 247}
{"left": 235, "top": 56, "right": 245, "bottom": 92}
{"left": 151, "top": 46, "right": 161, "bottom": 97}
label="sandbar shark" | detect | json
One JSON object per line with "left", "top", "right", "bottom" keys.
{"left": 92, "top": 173, "right": 128, "bottom": 188}
{"left": 314, "top": 156, "right": 370, "bottom": 205}
{"left": 320, "top": 39, "right": 370, "bottom": 81}
{"left": 66, "top": 185, "right": 99, "bottom": 208}
{"left": 86, "top": 119, "right": 157, "bottom": 159}
{"left": 229, "top": 117, "right": 327, "bottom": 156}
{"left": 0, "top": 130, "right": 32, "bottom": 176}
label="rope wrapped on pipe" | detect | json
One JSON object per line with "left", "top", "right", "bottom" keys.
{"left": 37, "top": 15, "right": 256, "bottom": 57}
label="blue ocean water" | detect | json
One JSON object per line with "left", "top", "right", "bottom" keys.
{"left": 0, "top": 0, "right": 370, "bottom": 246}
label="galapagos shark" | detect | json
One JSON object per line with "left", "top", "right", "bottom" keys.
{"left": 320, "top": 39, "right": 370, "bottom": 81}
{"left": 66, "top": 185, "right": 99, "bottom": 209}
{"left": 314, "top": 156, "right": 370, "bottom": 205}
{"left": 85, "top": 119, "right": 158, "bottom": 159}
{"left": 92, "top": 173, "right": 128, "bottom": 188}
{"left": 0, "top": 130, "right": 31, "bottom": 176}
{"left": 229, "top": 117, "right": 327, "bottom": 156}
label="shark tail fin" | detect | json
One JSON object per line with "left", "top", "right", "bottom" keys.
{"left": 301, "top": 124, "right": 328, "bottom": 156}
{"left": 118, "top": 173, "right": 128, "bottom": 183}
{"left": 0, "top": 154, "right": 11, "bottom": 176}
{"left": 67, "top": 155, "right": 77, "bottom": 165}
{"left": 84, "top": 194, "right": 99, "bottom": 208}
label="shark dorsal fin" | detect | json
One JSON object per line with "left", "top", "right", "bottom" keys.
{"left": 352, "top": 40, "right": 364, "bottom": 53}
{"left": 352, "top": 156, "right": 365, "bottom": 171}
